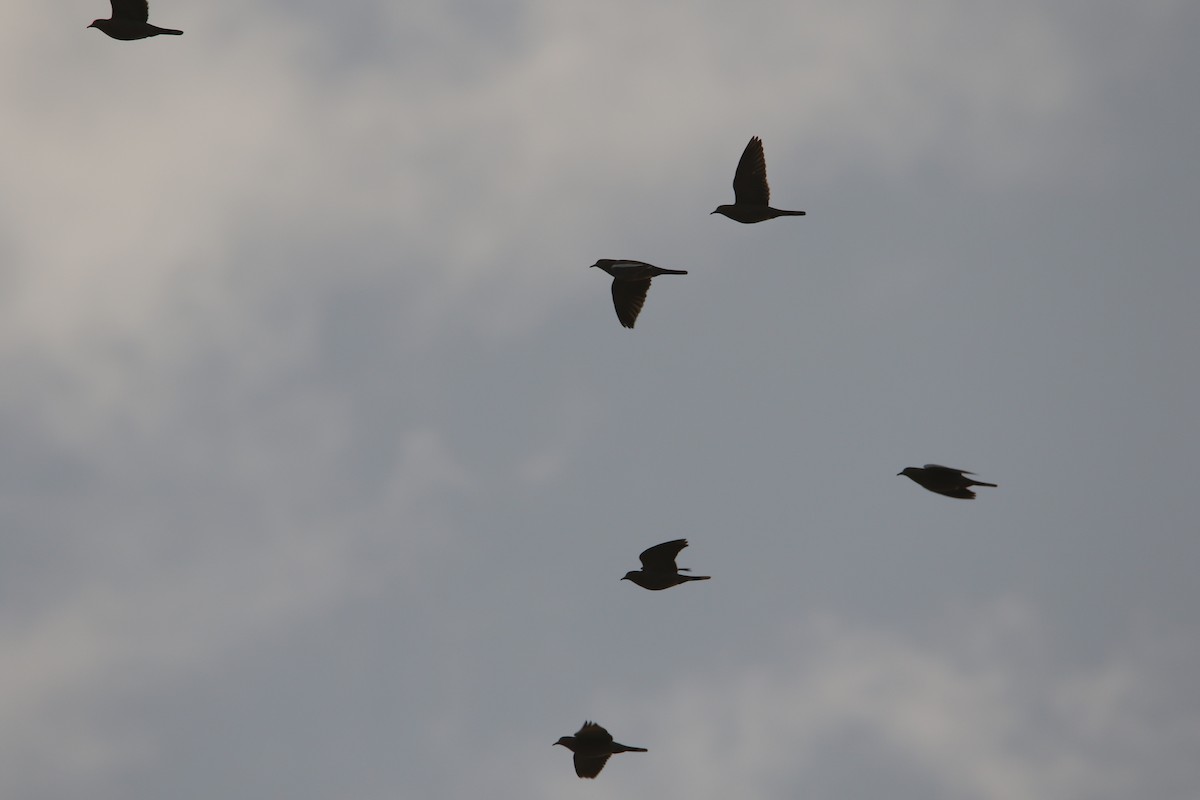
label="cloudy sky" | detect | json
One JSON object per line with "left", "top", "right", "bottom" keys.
{"left": 3, "top": 1, "right": 1199, "bottom": 798}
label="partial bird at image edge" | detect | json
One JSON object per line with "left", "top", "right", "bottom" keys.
{"left": 88, "top": 0, "right": 182, "bottom": 39}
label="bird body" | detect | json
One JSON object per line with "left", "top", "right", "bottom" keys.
{"left": 712, "top": 136, "right": 804, "bottom": 223}
{"left": 898, "top": 464, "right": 997, "bottom": 499}
{"left": 622, "top": 538, "right": 710, "bottom": 591}
{"left": 89, "top": 0, "right": 181, "bottom": 39}
{"left": 554, "top": 721, "right": 647, "bottom": 779}
{"left": 590, "top": 259, "right": 687, "bottom": 329}
{"left": 713, "top": 204, "right": 806, "bottom": 224}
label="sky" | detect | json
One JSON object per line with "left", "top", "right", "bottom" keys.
{"left": 2, "top": 1, "right": 1199, "bottom": 798}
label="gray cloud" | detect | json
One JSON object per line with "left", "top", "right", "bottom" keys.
{"left": 2, "top": 1, "right": 1197, "bottom": 798}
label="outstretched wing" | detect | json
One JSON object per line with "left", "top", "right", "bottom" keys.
{"left": 933, "top": 486, "right": 978, "bottom": 499}
{"left": 732, "top": 136, "right": 771, "bottom": 207}
{"left": 575, "top": 721, "right": 613, "bottom": 743}
{"left": 611, "top": 278, "right": 651, "bottom": 329}
{"left": 111, "top": 0, "right": 150, "bottom": 23}
{"left": 574, "top": 753, "right": 611, "bottom": 779}
{"left": 639, "top": 539, "right": 688, "bottom": 572}
{"left": 922, "top": 464, "right": 971, "bottom": 476}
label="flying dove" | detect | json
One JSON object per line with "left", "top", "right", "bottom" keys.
{"left": 590, "top": 259, "right": 687, "bottom": 329}
{"left": 622, "top": 539, "right": 711, "bottom": 591}
{"left": 554, "top": 721, "right": 647, "bottom": 779}
{"left": 711, "top": 136, "right": 805, "bottom": 223}
{"left": 898, "top": 464, "right": 997, "bottom": 499}
{"left": 89, "top": 0, "right": 182, "bottom": 39}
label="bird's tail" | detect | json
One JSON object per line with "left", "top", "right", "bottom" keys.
{"left": 156, "top": 26, "right": 183, "bottom": 35}
{"left": 615, "top": 745, "right": 648, "bottom": 753}
{"left": 971, "top": 480, "right": 998, "bottom": 487}
{"left": 778, "top": 210, "right": 806, "bottom": 217}
{"left": 685, "top": 575, "right": 712, "bottom": 582}
{"left": 660, "top": 269, "right": 688, "bottom": 275}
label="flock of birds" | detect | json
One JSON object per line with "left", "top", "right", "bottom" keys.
{"left": 550, "top": 123, "right": 1002, "bottom": 775}
{"left": 88, "top": 0, "right": 999, "bottom": 781}
{"left": 563, "top": 462, "right": 996, "bottom": 778}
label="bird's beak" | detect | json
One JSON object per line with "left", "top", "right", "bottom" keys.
{"left": 709, "top": 210, "right": 717, "bottom": 214}
{"left": 87, "top": 22, "right": 95, "bottom": 28}
{"left": 620, "top": 575, "right": 628, "bottom": 581}
{"left": 896, "top": 471, "right": 903, "bottom": 476}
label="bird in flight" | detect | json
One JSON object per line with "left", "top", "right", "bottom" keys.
{"left": 898, "top": 464, "right": 997, "bottom": 499}
{"left": 554, "top": 721, "right": 647, "bottom": 779}
{"left": 88, "top": 0, "right": 182, "bottom": 39}
{"left": 590, "top": 259, "right": 687, "bottom": 329}
{"left": 711, "top": 136, "right": 805, "bottom": 223}
{"left": 622, "top": 539, "right": 711, "bottom": 591}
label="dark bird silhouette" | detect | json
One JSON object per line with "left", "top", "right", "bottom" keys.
{"left": 622, "top": 539, "right": 711, "bottom": 591}
{"left": 590, "top": 259, "right": 687, "bottom": 329}
{"left": 89, "top": 0, "right": 182, "bottom": 39}
{"left": 554, "top": 721, "right": 647, "bottom": 779}
{"left": 898, "top": 464, "right": 997, "bottom": 499}
{"left": 711, "top": 136, "right": 805, "bottom": 223}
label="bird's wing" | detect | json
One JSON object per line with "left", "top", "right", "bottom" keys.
{"left": 603, "top": 260, "right": 660, "bottom": 280}
{"left": 922, "top": 464, "right": 971, "bottom": 475}
{"left": 732, "top": 136, "right": 771, "bottom": 207}
{"left": 639, "top": 539, "right": 688, "bottom": 572}
{"left": 611, "top": 278, "right": 652, "bottom": 329}
{"left": 111, "top": 0, "right": 150, "bottom": 23}
{"left": 574, "top": 753, "right": 611, "bottom": 779}
{"left": 575, "top": 721, "right": 613, "bottom": 742}
{"left": 909, "top": 472, "right": 976, "bottom": 498}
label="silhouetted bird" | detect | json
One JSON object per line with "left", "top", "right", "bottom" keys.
{"left": 554, "top": 721, "right": 647, "bottom": 779}
{"left": 898, "top": 464, "right": 997, "bottom": 499}
{"left": 711, "top": 136, "right": 805, "bottom": 223}
{"left": 622, "top": 539, "right": 711, "bottom": 590}
{"left": 590, "top": 259, "right": 687, "bottom": 329}
{"left": 89, "top": 0, "right": 182, "bottom": 39}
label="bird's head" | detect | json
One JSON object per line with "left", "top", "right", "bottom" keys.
{"left": 897, "top": 467, "right": 917, "bottom": 477}
{"left": 711, "top": 205, "right": 733, "bottom": 217}
{"left": 554, "top": 736, "right": 574, "bottom": 749}
{"left": 87, "top": 20, "right": 101, "bottom": 29}
{"left": 621, "top": 571, "right": 637, "bottom": 582}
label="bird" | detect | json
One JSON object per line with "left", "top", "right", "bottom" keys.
{"left": 711, "top": 136, "right": 805, "bottom": 223}
{"left": 88, "top": 0, "right": 182, "bottom": 39}
{"left": 622, "top": 539, "right": 711, "bottom": 590}
{"left": 898, "top": 464, "right": 997, "bottom": 499}
{"left": 590, "top": 259, "right": 687, "bottom": 329}
{"left": 554, "top": 721, "right": 647, "bottom": 779}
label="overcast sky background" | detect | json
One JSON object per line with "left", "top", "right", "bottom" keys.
{"left": 2, "top": 2, "right": 1198, "bottom": 799}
